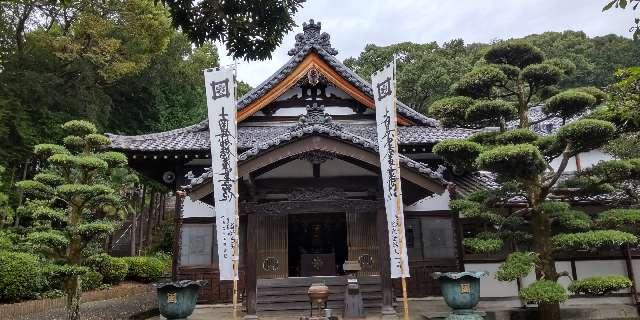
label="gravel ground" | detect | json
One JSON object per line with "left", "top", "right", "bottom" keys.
{"left": 12, "top": 291, "right": 157, "bottom": 320}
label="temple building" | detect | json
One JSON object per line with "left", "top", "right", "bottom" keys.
{"left": 108, "top": 20, "right": 638, "bottom": 315}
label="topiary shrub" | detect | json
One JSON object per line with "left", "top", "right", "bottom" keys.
{"left": 84, "top": 253, "right": 129, "bottom": 285}
{"left": 476, "top": 144, "right": 547, "bottom": 180}
{"left": 496, "top": 252, "right": 538, "bottom": 282}
{"left": 463, "top": 237, "right": 503, "bottom": 254}
{"left": 433, "top": 139, "right": 483, "bottom": 173}
{"left": 0, "top": 251, "right": 47, "bottom": 302}
{"left": 122, "top": 256, "right": 167, "bottom": 282}
{"left": 454, "top": 66, "right": 507, "bottom": 98}
{"left": 520, "top": 280, "right": 568, "bottom": 304}
{"left": 568, "top": 275, "right": 632, "bottom": 295}
{"left": 429, "top": 96, "right": 475, "bottom": 127}
{"left": 596, "top": 209, "right": 640, "bottom": 231}
{"left": 494, "top": 129, "right": 538, "bottom": 145}
{"left": 544, "top": 90, "right": 597, "bottom": 120}
{"left": 552, "top": 230, "right": 638, "bottom": 250}
{"left": 81, "top": 270, "right": 103, "bottom": 292}
{"left": 484, "top": 41, "right": 544, "bottom": 69}
{"left": 573, "top": 86, "right": 608, "bottom": 105}
{"left": 522, "top": 63, "right": 562, "bottom": 88}
{"left": 557, "top": 119, "right": 617, "bottom": 154}
{"left": 466, "top": 100, "right": 517, "bottom": 128}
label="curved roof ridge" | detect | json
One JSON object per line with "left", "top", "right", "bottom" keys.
{"left": 106, "top": 120, "right": 208, "bottom": 140}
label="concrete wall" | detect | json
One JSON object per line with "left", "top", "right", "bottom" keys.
{"left": 405, "top": 190, "right": 451, "bottom": 212}
{"left": 465, "top": 259, "right": 633, "bottom": 298}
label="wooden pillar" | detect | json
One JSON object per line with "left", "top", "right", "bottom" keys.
{"left": 245, "top": 212, "right": 258, "bottom": 319}
{"left": 171, "top": 190, "right": 185, "bottom": 282}
{"left": 377, "top": 206, "right": 398, "bottom": 319}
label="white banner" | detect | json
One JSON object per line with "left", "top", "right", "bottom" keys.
{"left": 204, "top": 67, "right": 239, "bottom": 281}
{"left": 372, "top": 62, "right": 410, "bottom": 279}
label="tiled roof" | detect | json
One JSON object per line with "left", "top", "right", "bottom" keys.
{"left": 235, "top": 20, "right": 437, "bottom": 126}
{"left": 186, "top": 122, "right": 449, "bottom": 188}
{"left": 507, "top": 106, "right": 590, "bottom": 135}
{"left": 452, "top": 171, "right": 500, "bottom": 197}
{"left": 107, "top": 122, "right": 476, "bottom": 152}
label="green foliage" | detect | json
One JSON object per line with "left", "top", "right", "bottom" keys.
{"left": 34, "top": 144, "right": 70, "bottom": 158}
{"left": 84, "top": 254, "right": 128, "bottom": 285}
{"left": 484, "top": 41, "right": 545, "bottom": 68}
{"left": 557, "top": 119, "right": 617, "bottom": 154}
{"left": 552, "top": 230, "right": 638, "bottom": 249}
{"left": 466, "top": 100, "right": 517, "bottom": 127}
{"left": 588, "top": 159, "right": 640, "bottom": 182}
{"left": 98, "top": 152, "right": 129, "bottom": 168}
{"left": 573, "top": 86, "right": 608, "bottom": 105}
{"left": 522, "top": 63, "right": 562, "bottom": 88}
{"left": 533, "top": 134, "right": 564, "bottom": 160}
{"left": 430, "top": 96, "right": 475, "bottom": 126}
{"left": 432, "top": 140, "right": 483, "bottom": 173}
{"left": 62, "top": 120, "right": 98, "bottom": 136}
{"left": 463, "top": 237, "right": 503, "bottom": 254}
{"left": 0, "top": 251, "right": 47, "bottom": 302}
{"left": 544, "top": 58, "right": 577, "bottom": 76}
{"left": 476, "top": 144, "right": 547, "bottom": 180}
{"left": 540, "top": 201, "right": 593, "bottom": 230}
{"left": 568, "top": 275, "right": 633, "bottom": 295}
{"left": 520, "top": 280, "right": 568, "bottom": 304}
{"left": 494, "top": 129, "right": 539, "bottom": 145}
{"left": 454, "top": 66, "right": 507, "bottom": 98}
{"left": 468, "top": 131, "right": 501, "bottom": 145}
{"left": 81, "top": 270, "right": 103, "bottom": 292}
{"left": 596, "top": 209, "right": 640, "bottom": 232}
{"left": 544, "top": 90, "right": 597, "bottom": 120}
{"left": 122, "top": 256, "right": 167, "bottom": 282}
{"left": 495, "top": 252, "right": 538, "bottom": 282}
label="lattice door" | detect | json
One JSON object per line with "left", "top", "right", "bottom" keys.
{"left": 256, "top": 215, "right": 288, "bottom": 279}
{"left": 347, "top": 210, "right": 380, "bottom": 276}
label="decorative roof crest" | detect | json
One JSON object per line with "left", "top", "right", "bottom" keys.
{"left": 288, "top": 19, "right": 338, "bottom": 56}
{"left": 292, "top": 102, "right": 342, "bottom": 131}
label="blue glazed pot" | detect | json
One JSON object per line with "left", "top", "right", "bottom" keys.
{"left": 155, "top": 280, "right": 207, "bottom": 320}
{"left": 432, "top": 271, "right": 487, "bottom": 317}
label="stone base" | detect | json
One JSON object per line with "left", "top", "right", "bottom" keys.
{"left": 445, "top": 310, "right": 485, "bottom": 320}
{"left": 381, "top": 306, "right": 400, "bottom": 320}
{"left": 243, "top": 315, "right": 259, "bottom": 320}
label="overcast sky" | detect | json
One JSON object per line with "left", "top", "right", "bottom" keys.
{"left": 218, "top": 1, "right": 636, "bottom": 87}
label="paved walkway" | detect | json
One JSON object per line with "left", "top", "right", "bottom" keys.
{"left": 152, "top": 297, "right": 640, "bottom": 320}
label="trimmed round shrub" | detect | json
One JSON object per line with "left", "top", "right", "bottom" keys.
{"left": 81, "top": 270, "right": 103, "bottom": 292}
{"left": 466, "top": 100, "right": 517, "bottom": 126}
{"left": 454, "top": 66, "right": 507, "bottom": 98}
{"left": 475, "top": 144, "right": 547, "bottom": 180}
{"left": 544, "top": 90, "right": 597, "bottom": 120}
{"left": 520, "top": 280, "right": 568, "bottom": 304}
{"left": 522, "top": 63, "right": 562, "bottom": 88}
{"left": 0, "top": 251, "right": 47, "bottom": 302}
{"left": 122, "top": 256, "right": 167, "bottom": 282}
{"left": 495, "top": 129, "right": 538, "bottom": 145}
{"left": 557, "top": 119, "right": 617, "bottom": 154}
{"left": 429, "top": 96, "right": 475, "bottom": 126}
{"left": 533, "top": 134, "right": 564, "bottom": 160}
{"left": 495, "top": 252, "right": 538, "bottom": 282}
{"left": 596, "top": 209, "right": 640, "bottom": 231}
{"left": 544, "top": 58, "right": 576, "bottom": 76}
{"left": 84, "top": 253, "right": 129, "bottom": 284}
{"left": 552, "top": 230, "right": 638, "bottom": 250}
{"left": 484, "top": 41, "right": 544, "bottom": 69}
{"left": 468, "top": 130, "right": 501, "bottom": 145}
{"left": 463, "top": 237, "right": 503, "bottom": 254}
{"left": 433, "top": 139, "right": 483, "bottom": 173}
{"left": 573, "top": 86, "right": 607, "bottom": 105}
{"left": 568, "top": 275, "right": 632, "bottom": 295}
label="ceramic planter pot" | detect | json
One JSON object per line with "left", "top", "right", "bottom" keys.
{"left": 432, "top": 271, "right": 488, "bottom": 319}
{"left": 155, "top": 280, "right": 207, "bottom": 320}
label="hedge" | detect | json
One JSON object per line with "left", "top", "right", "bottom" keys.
{"left": 84, "top": 253, "right": 129, "bottom": 284}
{"left": 495, "top": 252, "right": 537, "bottom": 282}
{"left": 0, "top": 251, "right": 47, "bottom": 302}
{"left": 552, "top": 230, "right": 638, "bottom": 249}
{"left": 520, "top": 280, "right": 568, "bottom": 304}
{"left": 122, "top": 256, "right": 167, "bottom": 282}
{"left": 463, "top": 237, "right": 503, "bottom": 254}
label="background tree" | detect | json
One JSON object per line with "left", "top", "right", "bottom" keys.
{"left": 603, "top": 0, "right": 640, "bottom": 40}
{"left": 161, "top": 0, "right": 305, "bottom": 60}
{"left": 15, "top": 120, "right": 132, "bottom": 320}
{"left": 431, "top": 41, "right": 633, "bottom": 320}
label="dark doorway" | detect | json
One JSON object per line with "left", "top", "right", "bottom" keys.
{"left": 288, "top": 212, "right": 348, "bottom": 277}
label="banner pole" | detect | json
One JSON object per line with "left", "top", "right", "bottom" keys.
{"left": 392, "top": 58, "right": 410, "bottom": 320}
{"left": 232, "top": 63, "right": 240, "bottom": 319}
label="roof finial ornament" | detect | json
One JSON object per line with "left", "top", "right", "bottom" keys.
{"left": 288, "top": 19, "right": 338, "bottom": 56}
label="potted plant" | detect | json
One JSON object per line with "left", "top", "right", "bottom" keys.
{"left": 155, "top": 280, "right": 207, "bottom": 319}
{"left": 432, "top": 271, "right": 488, "bottom": 320}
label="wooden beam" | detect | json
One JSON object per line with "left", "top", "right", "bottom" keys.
{"left": 377, "top": 205, "right": 397, "bottom": 318}
{"left": 237, "top": 52, "right": 413, "bottom": 125}
{"left": 245, "top": 213, "right": 258, "bottom": 319}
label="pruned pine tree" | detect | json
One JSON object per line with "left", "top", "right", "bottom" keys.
{"left": 431, "top": 41, "right": 637, "bottom": 320}
{"left": 16, "top": 120, "right": 133, "bottom": 320}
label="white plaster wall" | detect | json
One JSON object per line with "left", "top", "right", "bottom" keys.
{"left": 320, "top": 159, "right": 376, "bottom": 177}
{"left": 182, "top": 195, "right": 215, "bottom": 218}
{"left": 404, "top": 190, "right": 451, "bottom": 212}
{"left": 464, "top": 263, "right": 519, "bottom": 297}
{"left": 256, "top": 159, "right": 313, "bottom": 179}
{"left": 255, "top": 158, "right": 376, "bottom": 179}
{"left": 550, "top": 149, "right": 615, "bottom": 173}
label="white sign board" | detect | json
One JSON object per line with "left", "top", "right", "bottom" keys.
{"left": 204, "top": 67, "right": 239, "bottom": 281}
{"left": 372, "top": 62, "right": 410, "bottom": 278}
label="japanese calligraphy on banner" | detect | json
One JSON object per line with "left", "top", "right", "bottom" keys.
{"left": 204, "top": 67, "right": 239, "bottom": 281}
{"left": 372, "top": 62, "right": 410, "bottom": 279}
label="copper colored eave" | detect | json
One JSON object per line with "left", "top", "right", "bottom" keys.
{"left": 237, "top": 52, "right": 413, "bottom": 126}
